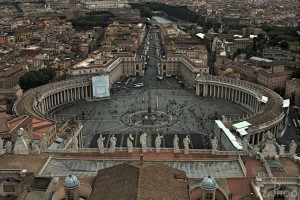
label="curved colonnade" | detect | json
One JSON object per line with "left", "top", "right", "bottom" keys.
{"left": 14, "top": 75, "right": 287, "bottom": 147}
{"left": 34, "top": 79, "right": 92, "bottom": 116}
{"left": 14, "top": 78, "right": 92, "bottom": 120}
{"left": 196, "top": 75, "right": 286, "bottom": 145}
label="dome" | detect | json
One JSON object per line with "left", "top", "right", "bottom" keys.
{"left": 64, "top": 175, "right": 80, "bottom": 188}
{"left": 200, "top": 176, "right": 218, "bottom": 190}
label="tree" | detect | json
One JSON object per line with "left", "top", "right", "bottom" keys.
{"left": 280, "top": 40, "right": 290, "bottom": 50}
{"left": 19, "top": 68, "right": 56, "bottom": 91}
{"left": 141, "top": 6, "right": 152, "bottom": 18}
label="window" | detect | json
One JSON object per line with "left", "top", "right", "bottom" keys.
{"left": 3, "top": 184, "right": 15, "bottom": 193}
{"left": 67, "top": 191, "right": 74, "bottom": 200}
{"left": 205, "top": 192, "right": 213, "bottom": 200}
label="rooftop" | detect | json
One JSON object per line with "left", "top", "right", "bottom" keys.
{"left": 89, "top": 162, "right": 189, "bottom": 200}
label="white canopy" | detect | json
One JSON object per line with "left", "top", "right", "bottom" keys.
{"left": 282, "top": 99, "right": 290, "bottom": 108}
{"left": 232, "top": 121, "right": 251, "bottom": 130}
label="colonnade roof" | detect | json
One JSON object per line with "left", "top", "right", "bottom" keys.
{"left": 196, "top": 75, "right": 283, "bottom": 129}
{"left": 14, "top": 77, "right": 90, "bottom": 120}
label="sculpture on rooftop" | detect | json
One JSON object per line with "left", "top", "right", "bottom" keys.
{"left": 211, "top": 136, "right": 218, "bottom": 151}
{"left": 289, "top": 140, "right": 297, "bottom": 157}
{"left": 127, "top": 134, "right": 134, "bottom": 153}
{"left": 13, "top": 128, "right": 30, "bottom": 154}
{"left": 40, "top": 134, "right": 48, "bottom": 150}
{"left": 109, "top": 134, "right": 117, "bottom": 153}
{"left": 0, "top": 137, "right": 3, "bottom": 151}
{"left": 155, "top": 133, "right": 163, "bottom": 153}
{"left": 242, "top": 137, "right": 249, "bottom": 155}
{"left": 0, "top": 137, "right": 4, "bottom": 154}
{"left": 97, "top": 134, "right": 105, "bottom": 154}
{"left": 173, "top": 134, "right": 180, "bottom": 153}
{"left": 5, "top": 141, "right": 12, "bottom": 153}
{"left": 71, "top": 135, "right": 78, "bottom": 149}
{"left": 183, "top": 135, "right": 190, "bottom": 154}
{"left": 32, "top": 141, "right": 40, "bottom": 154}
{"left": 140, "top": 132, "right": 147, "bottom": 153}
{"left": 260, "top": 131, "right": 278, "bottom": 159}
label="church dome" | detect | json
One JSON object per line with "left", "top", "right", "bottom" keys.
{"left": 200, "top": 176, "right": 218, "bottom": 190}
{"left": 64, "top": 175, "right": 80, "bottom": 188}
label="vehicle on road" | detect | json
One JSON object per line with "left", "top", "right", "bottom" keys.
{"left": 157, "top": 76, "right": 163, "bottom": 81}
{"left": 293, "top": 119, "right": 298, "bottom": 128}
{"left": 134, "top": 83, "right": 144, "bottom": 88}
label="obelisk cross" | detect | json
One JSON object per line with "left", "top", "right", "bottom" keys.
{"left": 148, "top": 81, "right": 151, "bottom": 114}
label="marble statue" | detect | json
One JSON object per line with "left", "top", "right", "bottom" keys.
{"left": 183, "top": 135, "right": 190, "bottom": 154}
{"left": 0, "top": 137, "right": 3, "bottom": 150}
{"left": 173, "top": 134, "right": 179, "bottom": 153}
{"left": 242, "top": 137, "right": 249, "bottom": 154}
{"left": 97, "top": 134, "right": 105, "bottom": 154}
{"left": 5, "top": 141, "right": 12, "bottom": 154}
{"left": 72, "top": 135, "right": 78, "bottom": 149}
{"left": 40, "top": 134, "right": 48, "bottom": 150}
{"left": 289, "top": 140, "right": 297, "bottom": 156}
{"left": 140, "top": 132, "right": 147, "bottom": 153}
{"left": 279, "top": 145, "right": 285, "bottom": 156}
{"left": 13, "top": 128, "right": 30, "bottom": 155}
{"left": 127, "top": 134, "right": 134, "bottom": 153}
{"left": 0, "top": 137, "right": 4, "bottom": 154}
{"left": 211, "top": 136, "right": 218, "bottom": 151}
{"left": 261, "top": 131, "right": 278, "bottom": 159}
{"left": 155, "top": 134, "right": 163, "bottom": 153}
{"left": 109, "top": 134, "right": 117, "bottom": 153}
{"left": 17, "top": 128, "right": 26, "bottom": 137}
{"left": 32, "top": 141, "right": 40, "bottom": 154}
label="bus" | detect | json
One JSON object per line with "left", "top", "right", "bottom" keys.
{"left": 293, "top": 119, "right": 298, "bottom": 128}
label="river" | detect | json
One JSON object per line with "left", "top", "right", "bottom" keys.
{"left": 152, "top": 16, "right": 177, "bottom": 28}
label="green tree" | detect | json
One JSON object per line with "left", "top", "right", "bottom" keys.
{"left": 141, "top": 6, "right": 152, "bottom": 18}
{"left": 19, "top": 68, "right": 56, "bottom": 91}
{"left": 280, "top": 40, "right": 290, "bottom": 50}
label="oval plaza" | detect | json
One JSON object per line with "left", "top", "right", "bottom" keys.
{"left": 14, "top": 72, "right": 289, "bottom": 151}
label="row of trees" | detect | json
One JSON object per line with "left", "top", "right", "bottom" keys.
{"left": 130, "top": 3, "right": 199, "bottom": 23}
{"left": 130, "top": 3, "right": 222, "bottom": 32}
{"left": 69, "top": 11, "right": 115, "bottom": 30}
{"left": 19, "top": 68, "right": 56, "bottom": 91}
{"left": 262, "top": 25, "right": 300, "bottom": 46}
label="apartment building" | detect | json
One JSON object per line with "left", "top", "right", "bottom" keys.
{"left": 160, "top": 25, "right": 208, "bottom": 86}
{"left": 232, "top": 58, "right": 292, "bottom": 90}
{"left": 0, "top": 64, "right": 26, "bottom": 89}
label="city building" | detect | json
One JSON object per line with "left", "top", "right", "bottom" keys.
{"left": 0, "top": 64, "right": 26, "bottom": 89}
{"left": 159, "top": 25, "right": 209, "bottom": 86}
{"left": 233, "top": 58, "right": 292, "bottom": 90}
{"left": 285, "top": 78, "right": 300, "bottom": 107}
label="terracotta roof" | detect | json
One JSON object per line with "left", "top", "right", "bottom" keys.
{"left": 8, "top": 116, "right": 28, "bottom": 133}
{"left": 227, "top": 157, "right": 266, "bottom": 200}
{"left": 272, "top": 157, "right": 300, "bottom": 177}
{"left": 0, "top": 154, "right": 50, "bottom": 174}
{"left": 89, "top": 162, "right": 189, "bottom": 200}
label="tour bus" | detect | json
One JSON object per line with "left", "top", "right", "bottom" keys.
{"left": 293, "top": 119, "right": 298, "bottom": 128}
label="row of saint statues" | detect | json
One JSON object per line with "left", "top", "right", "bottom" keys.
{"left": 97, "top": 133, "right": 193, "bottom": 154}
{"left": 0, "top": 128, "right": 297, "bottom": 158}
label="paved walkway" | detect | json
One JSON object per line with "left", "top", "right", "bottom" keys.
{"left": 52, "top": 87, "right": 249, "bottom": 148}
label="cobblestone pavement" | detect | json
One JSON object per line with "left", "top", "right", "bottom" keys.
{"left": 52, "top": 86, "right": 249, "bottom": 148}
{"left": 51, "top": 27, "right": 250, "bottom": 149}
